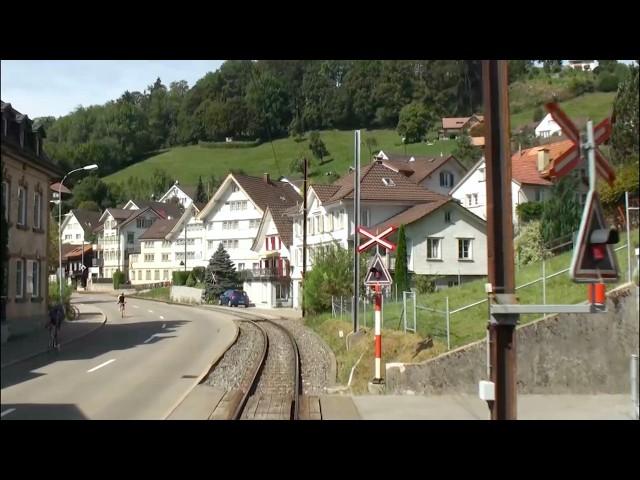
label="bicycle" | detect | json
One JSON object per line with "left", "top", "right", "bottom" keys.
{"left": 119, "top": 302, "right": 126, "bottom": 318}
{"left": 48, "top": 323, "right": 60, "bottom": 351}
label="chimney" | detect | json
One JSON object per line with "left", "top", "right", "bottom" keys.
{"left": 537, "top": 148, "right": 550, "bottom": 172}
{"left": 263, "top": 173, "right": 270, "bottom": 184}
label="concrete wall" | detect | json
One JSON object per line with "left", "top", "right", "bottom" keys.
{"left": 170, "top": 286, "right": 203, "bottom": 304}
{"left": 386, "top": 284, "right": 639, "bottom": 395}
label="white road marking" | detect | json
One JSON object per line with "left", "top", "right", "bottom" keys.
{"left": 143, "top": 335, "right": 156, "bottom": 344}
{"left": 159, "top": 315, "right": 165, "bottom": 320}
{"left": 148, "top": 310, "right": 154, "bottom": 313}
{"left": 133, "top": 305, "right": 140, "bottom": 309}
{"left": 87, "top": 359, "right": 116, "bottom": 373}
{"left": 162, "top": 323, "right": 166, "bottom": 329}
{"left": 1, "top": 408, "right": 16, "bottom": 418}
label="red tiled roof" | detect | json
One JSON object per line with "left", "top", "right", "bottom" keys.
{"left": 310, "top": 184, "right": 340, "bottom": 203}
{"left": 62, "top": 244, "right": 92, "bottom": 259}
{"left": 233, "top": 174, "right": 301, "bottom": 212}
{"left": 381, "top": 154, "right": 462, "bottom": 184}
{"left": 138, "top": 218, "right": 180, "bottom": 240}
{"left": 50, "top": 182, "right": 72, "bottom": 194}
{"left": 511, "top": 140, "right": 574, "bottom": 186}
{"left": 372, "top": 198, "right": 452, "bottom": 230}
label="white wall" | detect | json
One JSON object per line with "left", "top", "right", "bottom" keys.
{"left": 161, "top": 185, "right": 193, "bottom": 207}
{"left": 419, "top": 160, "right": 467, "bottom": 196}
{"left": 451, "top": 160, "right": 487, "bottom": 220}
{"left": 407, "top": 204, "right": 487, "bottom": 277}
{"left": 535, "top": 113, "right": 563, "bottom": 138}
{"left": 61, "top": 213, "right": 87, "bottom": 245}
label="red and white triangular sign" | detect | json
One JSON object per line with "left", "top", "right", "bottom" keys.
{"left": 364, "top": 253, "right": 392, "bottom": 286}
{"left": 570, "top": 190, "right": 620, "bottom": 283}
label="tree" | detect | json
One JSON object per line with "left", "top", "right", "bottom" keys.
{"left": 77, "top": 200, "right": 101, "bottom": 212}
{"left": 397, "top": 102, "right": 430, "bottom": 143}
{"left": 71, "top": 175, "right": 115, "bottom": 209}
{"left": 365, "top": 136, "right": 378, "bottom": 158}
{"left": 195, "top": 176, "right": 207, "bottom": 204}
{"left": 308, "top": 131, "right": 329, "bottom": 164}
{"left": 452, "top": 135, "right": 482, "bottom": 168}
{"left": 508, "top": 60, "right": 533, "bottom": 83}
{"left": 203, "top": 243, "right": 240, "bottom": 303}
{"left": 48, "top": 212, "right": 59, "bottom": 274}
{"left": 542, "top": 60, "right": 562, "bottom": 74}
{"left": 611, "top": 65, "right": 639, "bottom": 165}
{"left": 394, "top": 225, "right": 409, "bottom": 295}
{"left": 540, "top": 176, "right": 582, "bottom": 244}
{"left": 533, "top": 106, "right": 544, "bottom": 122}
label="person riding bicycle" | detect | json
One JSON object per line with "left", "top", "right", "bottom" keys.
{"left": 117, "top": 292, "right": 126, "bottom": 308}
{"left": 48, "top": 302, "right": 64, "bottom": 349}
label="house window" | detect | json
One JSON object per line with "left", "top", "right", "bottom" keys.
{"left": 238, "top": 263, "right": 245, "bottom": 271}
{"left": 1, "top": 181, "right": 8, "bottom": 222}
{"left": 162, "top": 240, "right": 172, "bottom": 248}
{"left": 154, "top": 270, "right": 160, "bottom": 280}
{"left": 444, "top": 211, "right": 452, "bottom": 223}
{"left": 252, "top": 262, "right": 259, "bottom": 270}
{"left": 361, "top": 208, "right": 370, "bottom": 227}
{"left": 162, "top": 253, "right": 170, "bottom": 262}
{"left": 32, "top": 261, "right": 40, "bottom": 297}
{"left": 144, "top": 254, "right": 154, "bottom": 262}
{"left": 222, "top": 239, "right": 239, "bottom": 249}
{"left": 17, "top": 186, "right": 27, "bottom": 226}
{"left": 163, "top": 270, "right": 169, "bottom": 280}
{"left": 535, "top": 189, "right": 544, "bottom": 202}
{"left": 223, "top": 220, "right": 239, "bottom": 230}
{"left": 448, "top": 280, "right": 459, "bottom": 288}
{"left": 440, "top": 171, "right": 454, "bottom": 188}
{"left": 143, "top": 241, "right": 155, "bottom": 248}
{"left": 250, "top": 219, "right": 260, "bottom": 229}
{"left": 332, "top": 211, "right": 340, "bottom": 230}
{"left": 270, "top": 237, "right": 276, "bottom": 250}
{"left": 65, "top": 234, "right": 73, "bottom": 240}
{"left": 231, "top": 183, "right": 239, "bottom": 193}
{"left": 75, "top": 234, "right": 81, "bottom": 240}
{"left": 479, "top": 167, "right": 486, "bottom": 182}
{"left": 16, "top": 259, "right": 24, "bottom": 298}
{"left": 128, "top": 232, "right": 135, "bottom": 244}
{"left": 382, "top": 178, "right": 396, "bottom": 187}
{"left": 146, "top": 270, "right": 151, "bottom": 280}
{"left": 466, "top": 194, "right": 473, "bottom": 206}
{"left": 33, "top": 191, "right": 42, "bottom": 229}
{"left": 427, "top": 238, "right": 441, "bottom": 260}
{"left": 473, "top": 193, "right": 479, "bottom": 205}
{"left": 137, "top": 270, "right": 142, "bottom": 280}
{"left": 458, "top": 238, "right": 473, "bottom": 260}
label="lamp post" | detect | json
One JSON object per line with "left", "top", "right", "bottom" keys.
{"left": 58, "top": 164, "right": 98, "bottom": 306}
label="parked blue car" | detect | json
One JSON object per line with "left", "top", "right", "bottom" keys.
{"left": 219, "top": 289, "right": 250, "bottom": 307}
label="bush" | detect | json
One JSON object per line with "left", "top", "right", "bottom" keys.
{"left": 172, "top": 270, "right": 190, "bottom": 286}
{"left": 533, "top": 106, "right": 544, "bottom": 122}
{"left": 191, "top": 267, "right": 206, "bottom": 284}
{"left": 186, "top": 273, "right": 196, "bottom": 287}
{"left": 198, "top": 139, "right": 261, "bottom": 149}
{"left": 568, "top": 76, "right": 595, "bottom": 96}
{"left": 112, "top": 270, "right": 126, "bottom": 290}
{"left": 597, "top": 72, "right": 620, "bottom": 92}
{"left": 415, "top": 275, "right": 436, "bottom": 294}
{"left": 515, "top": 220, "right": 548, "bottom": 266}
{"left": 516, "top": 201, "right": 544, "bottom": 223}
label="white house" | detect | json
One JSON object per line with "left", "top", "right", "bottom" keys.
{"left": 373, "top": 198, "right": 488, "bottom": 289}
{"left": 129, "top": 217, "right": 180, "bottom": 285}
{"left": 158, "top": 181, "right": 197, "bottom": 208}
{"left": 565, "top": 60, "right": 598, "bottom": 71}
{"left": 60, "top": 209, "right": 101, "bottom": 245}
{"left": 374, "top": 151, "right": 468, "bottom": 196}
{"left": 288, "top": 160, "right": 455, "bottom": 308}
{"left": 196, "top": 172, "right": 301, "bottom": 306}
{"left": 450, "top": 139, "right": 587, "bottom": 228}
{"left": 534, "top": 113, "right": 563, "bottom": 138}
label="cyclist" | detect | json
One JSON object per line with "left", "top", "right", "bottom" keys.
{"left": 47, "top": 302, "right": 64, "bottom": 350}
{"left": 117, "top": 292, "right": 126, "bottom": 317}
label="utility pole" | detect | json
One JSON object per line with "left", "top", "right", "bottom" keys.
{"left": 483, "top": 60, "right": 518, "bottom": 420}
{"left": 302, "top": 157, "right": 308, "bottom": 318}
{"left": 353, "top": 130, "right": 361, "bottom": 333}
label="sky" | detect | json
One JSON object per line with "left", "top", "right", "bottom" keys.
{"left": 0, "top": 60, "right": 225, "bottom": 118}
{"left": 1, "top": 60, "right": 636, "bottom": 120}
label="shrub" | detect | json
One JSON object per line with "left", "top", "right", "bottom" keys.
{"left": 191, "top": 267, "right": 206, "bottom": 284}
{"left": 48, "top": 281, "right": 73, "bottom": 318}
{"left": 172, "top": 270, "right": 190, "bottom": 286}
{"left": 597, "top": 73, "right": 620, "bottom": 92}
{"left": 568, "top": 76, "right": 595, "bottom": 96}
{"left": 515, "top": 220, "right": 548, "bottom": 266}
{"left": 533, "top": 106, "right": 544, "bottom": 122}
{"left": 415, "top": 274, "right": 436, "bottom": 294}
{"left": 112, "top": 270, "right": 126, "bottom": 290}
{"left": 186, "top": 273, "right": 196, "bottom": 287}
{"left": 198, "top": 139, "right": 261, "bottom": 149}
{"left": 516, "top": 201, "right": 544, "bottom": 223}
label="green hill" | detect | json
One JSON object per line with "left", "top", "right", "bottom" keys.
{"left": 510, "top": 92, "right": 616, "bottom": 130}
{"left": 104, "top": 130, "right": 457, "bottom": 187}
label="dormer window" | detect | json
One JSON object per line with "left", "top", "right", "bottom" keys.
{"left": 382, "top": 178, "right": 395, "bottom": 187}
{"left": 440, "top": 171, "right": 454, "bottom": 188}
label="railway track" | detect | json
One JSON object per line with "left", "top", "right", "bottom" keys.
{"left": 222, "top": 309, "right": 301, "bottom": 420}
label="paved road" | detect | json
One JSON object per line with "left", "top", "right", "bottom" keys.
{"left": 1, "top": 294, "right": 237, "bottom": 420}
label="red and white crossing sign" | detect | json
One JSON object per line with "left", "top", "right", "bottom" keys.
{"left": 545, "top": 102, "right": 616, "bottom": 186}
{"left": 357, "top": 225, "right": 397, "bottom": 253}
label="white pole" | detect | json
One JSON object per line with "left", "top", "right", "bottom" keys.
{"left": 446, "top": 296, "right": 450, "bottom": 350}
{"left": 626, "top": 191, "right": 631, "bottom": 283}
{"left": 542, "top": 258, "right": 546, "bottom": 305}
{"left": 58, "top": 183, "right": 63, "bottom": 304}
{"left": 403, "top": 291, "right": 407, "bottom": 332}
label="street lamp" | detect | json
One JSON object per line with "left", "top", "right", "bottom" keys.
{"left": 58, "top": 164, "right": 98, "bottom": 307}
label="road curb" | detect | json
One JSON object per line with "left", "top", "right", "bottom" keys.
{"left": 162, "top": 317, "right": 240, "bottom": 420}
{"left": 0, "top": 310, "right": 108, "bottom": 370}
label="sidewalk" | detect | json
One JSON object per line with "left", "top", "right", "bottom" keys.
{"left": 1, "top": 300, "right": 107, "bottom": 369}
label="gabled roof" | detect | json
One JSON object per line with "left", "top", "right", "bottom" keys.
{"left": 326, "top": 161, "right": 450, "bottom": 204}
{"left": 62, "top": 244, "right": 92, "bottom": 260}
{"left": 372, "top": 198, "right": 485, "bottom": 231}
{"left": 50, "top": 182, "right": 72, "bottom": 195}
{"left": 100, "top": 208, "right": 134, "bottom": 223}
{"left": 71, "top": 209, "right": 102, "bottom": 236}
{"left": 512, "top": 140, "right": 574, "bottom": 186}
{"left": 449, "top": 157, "right": 486, "bottom": 196}
{"left": 251, "top": 205, "right": 294, "bottom": 251}
{"left": 310, "top": 184, "right": 341, "bottom": 203}
{"left": 441, "top": 115, "right": 483, "bottom": 130}
{"left": 380, "top": 154, "right": 466, "bottom": 184}
{"left": 118, "top": 207, "right": 163, "bottom": 229}
{"left": 138, "top": 218, "right": 180, "bottom": 240}
{"left": 134, "top": 200, "right": 183, "bottom": 219}
{"left": 158, "top": 182, "right": 197, "bottom": 203}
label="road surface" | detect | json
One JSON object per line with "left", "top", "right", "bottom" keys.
{"left": 1, "top": 294, "right": 237, "bottom": 420}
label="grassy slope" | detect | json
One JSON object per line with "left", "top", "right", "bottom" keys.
{"left": 104, "top": 129, "right": 457, "bottom": 187}
{"left": 510, "top": 92, "right": 616, "bottom": 130}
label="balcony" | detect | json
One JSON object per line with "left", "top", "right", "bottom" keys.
{"left": 92, "top": 257, "right": 104, "bottom": 267}
{"left": 246, "top": 268, "right": 291, "bottom": 280}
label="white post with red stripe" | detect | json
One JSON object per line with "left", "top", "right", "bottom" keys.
{"left": 374, "top": 284, "right": 382, "bottom": 381}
